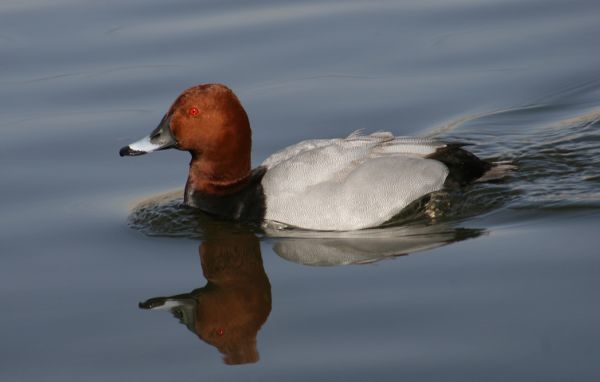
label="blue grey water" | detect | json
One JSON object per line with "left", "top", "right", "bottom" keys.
{"left": 1, "top": 0, "right": 599, "bottom": 380}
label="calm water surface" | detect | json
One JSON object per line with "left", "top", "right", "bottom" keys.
{"left": 1, "top": 0, "right": 599, "bottom": 381}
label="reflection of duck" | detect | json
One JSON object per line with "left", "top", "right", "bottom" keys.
{"left": 267, "top": 223, "right": 484, "bottom": 266}
{"left": 120, "top": 83, "right": 494, "bottom": 231}
{"left": 139, "top": 230, "right": 271, "bottom": 365}
{"left": 133, "top": 193, "right": 485, "bottom": 365}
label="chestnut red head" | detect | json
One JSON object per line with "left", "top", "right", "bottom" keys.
{"left": 119, "top": 84, "right": 253, "bottom": 195}
{"left": 120, "top": 83, "right": 251, "bottom": 160}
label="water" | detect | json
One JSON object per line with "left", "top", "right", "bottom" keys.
{"left": 1, "top": 0, "right": 599, "bottom": 380}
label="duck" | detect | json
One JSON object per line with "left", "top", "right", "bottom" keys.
{"left": 119, "top": 83, "right": 492, "bottom": 231}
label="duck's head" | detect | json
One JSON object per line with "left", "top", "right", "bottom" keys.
{"left": 119, "top": 83, "right": 251, "bottom": 163}
{"left": 120, "top": 84, "right": 252, "bottom": 196}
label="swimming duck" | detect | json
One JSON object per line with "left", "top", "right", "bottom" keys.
{"left": 120, "top": 84, "right": 491, "bottom": 231}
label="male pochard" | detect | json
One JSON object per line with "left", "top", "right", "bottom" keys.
{"left": 120, "top": 84, "right": 491, "bottom": 231}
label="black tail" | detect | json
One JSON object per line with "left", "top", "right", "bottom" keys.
{"left": 426, "top": 144, "right": 492, "bottom": 187}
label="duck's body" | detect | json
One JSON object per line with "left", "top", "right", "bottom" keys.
{"left": 120, "top": 84, "right": 491, "bottom": 231}
{"left": 261, "top": 132, "right": 452, "bottom": 230}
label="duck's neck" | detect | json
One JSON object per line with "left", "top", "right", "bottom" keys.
{"left": 185, "top": 151, "right": 252, "bottom": 201}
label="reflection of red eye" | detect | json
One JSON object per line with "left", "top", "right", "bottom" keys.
{"left": 188, "top": 107, "right": 200, "bottom": 116}
{"left": 216, "top": 328, "right": 225, "bottom": 336}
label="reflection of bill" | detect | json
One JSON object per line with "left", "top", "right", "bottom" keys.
{"left": 139, "top": 231, "right": 271, "bottom": 365}
{"left": 267, "top": 223, "right": 484, "bottom": 266}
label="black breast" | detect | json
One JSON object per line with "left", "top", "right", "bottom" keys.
{"left": 187, "top": 167, "right": 267, "bottom": 222}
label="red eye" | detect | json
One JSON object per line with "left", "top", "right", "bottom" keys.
{"left": 188, "top": 107, "right": 200, "bottom": 116}
{"left": 216, "top": 328, "right": 225, "bottom": 336}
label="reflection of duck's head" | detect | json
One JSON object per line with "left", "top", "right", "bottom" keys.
{"left": 195, "top": 233, "right": 271, "bottom": 364}
{"left": 139, "top": 230, "right": 271, "bottom": 365}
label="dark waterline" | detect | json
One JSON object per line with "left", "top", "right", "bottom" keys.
{"left": 1, "top": 0, "right": 600, "bottom": 381}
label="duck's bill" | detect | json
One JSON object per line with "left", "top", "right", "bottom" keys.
{"left": 119, "top": 115, "right": 177, "bottom": 157}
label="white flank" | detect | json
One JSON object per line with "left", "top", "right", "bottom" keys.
{"left": 260, "top": 131, "right": 449, "bottom": 231}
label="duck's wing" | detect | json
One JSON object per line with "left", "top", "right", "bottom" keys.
{"left": 260, "top": 132, "right": 449, "bottom": 231}
{"left": 261, "top": 137, "right": 343, "bottom": 170}
{"left": 261, "top": 131, "right": 441, "bottom": 169}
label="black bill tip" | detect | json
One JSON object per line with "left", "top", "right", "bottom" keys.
{"left": 119, "top": 145, "right": 145, "bottom": 157}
